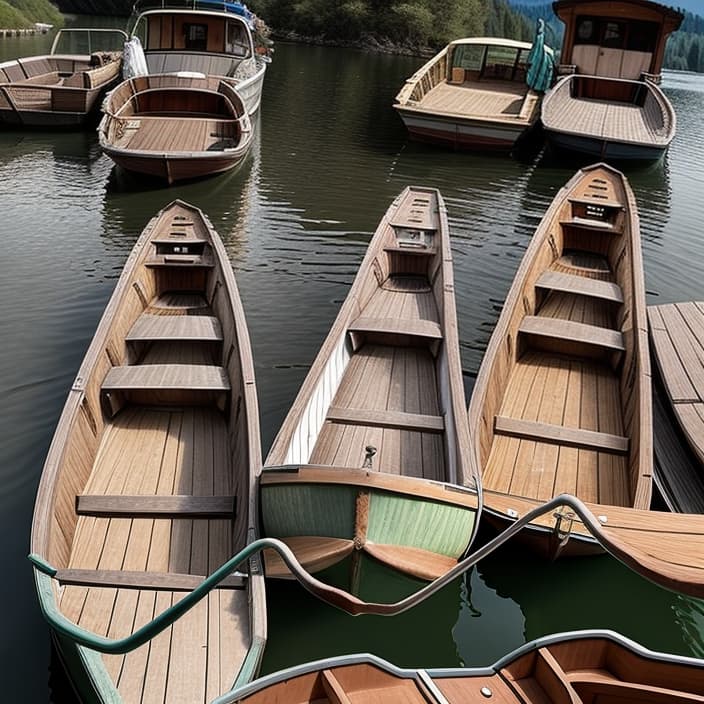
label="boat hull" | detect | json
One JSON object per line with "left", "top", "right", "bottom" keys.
{"left": 261, "top": 467, "right": 477, "bottom": 581}
{"left": 545, "top": 128, "right": 667, "bottom": 162}
{"left": 396, "top": 106, "right": 532, "bottom": 151}
{"left": 103, "top": 148, "right": 249, "bottom": 183}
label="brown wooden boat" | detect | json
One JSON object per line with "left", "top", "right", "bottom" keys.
{"left": 98, "top": 74, "right": 253, "bottom": 183}
{"left": 261, "top": 187, "right": 481, "bottom": 587}
{"left": 648, "top": 301, "right": 704, "bottom": 511}
{"left": 542, "top": 0, "right": 682, "bottom": 161}
{"left": 469, "top": 163, "right": 652, "bottom": 555}
{"left": 0, "top": 29, "right": 125, "bottom": 128}
{"left": 224, "top": 630, "right": 704, "bottom": 703}
{"left": 31, "top": 201, "right": 266, "bottom": 703}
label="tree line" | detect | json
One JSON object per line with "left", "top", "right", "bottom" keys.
{"left": 514, "top": 3, "right": 704, "bottom": 73}
{"left": 248, "top": 0, "right": 533, "bottom": 48}
{"left": 0, "top": 0, "right": 64, "bottom": 29}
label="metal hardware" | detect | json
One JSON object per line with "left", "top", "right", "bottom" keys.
{"left": 362, "top": 445, "right": 377, "bottom": 469}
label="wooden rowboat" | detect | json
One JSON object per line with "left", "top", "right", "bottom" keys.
{"left": 99, "top": 74, "right": 253, "bottom": 183}
{"left": 261, "top": 187, "right": 481, "bottom": 587}
{"left": 225, "top": 630, "right": 704, "bottom": 703}
{"left": 31, "top": 201, "right": 266, "bottom": 703}
{"left": 469, "top": 163, "right": 653, "bottom": 555}
{"left": 0, "top": 29, "right": 126, "bottom": 128}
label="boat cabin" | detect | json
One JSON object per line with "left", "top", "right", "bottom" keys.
{"left": 447, "top": 38, "right": 532, "bottom": 85}
{"left": 130, "top": 1, "right": 255, "bottom": 77}
{"left": 554, "top": 0, "right": 683, "bottom": 81}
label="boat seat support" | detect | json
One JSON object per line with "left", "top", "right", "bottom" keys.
{"left": 55, "top": 568, "right": 245, "bottom": 591}
{"left": 326, "top": 406, "right": 445, "bottom": 433}
{"left": 76, "top": 494, "right": 236, "bottom": 518}
{"left": 494, "top": 415, "right": 629, "bottom": 454}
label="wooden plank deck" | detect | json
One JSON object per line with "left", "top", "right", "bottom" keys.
{"left": 310, "top": 345, "right": 445, "bottom": 480}
{"left": 419, "top": 80, "right": 527, "bottom": 118}
{"left": 545, "top": 96, "right": 661, "bottom": 145}
{"left": 125, "top": 117, "right": 238, "bottom": 153}
{"left": 59, "top": 407, "right": 250, "bottom": 704}
{"left": 649, "top": 301, "right": 704, "bottom": 471}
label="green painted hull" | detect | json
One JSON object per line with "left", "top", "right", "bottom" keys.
{"left": 261, "top": 482, "right": 476, "bottom": 563}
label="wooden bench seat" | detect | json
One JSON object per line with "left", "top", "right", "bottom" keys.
{"left": 568, "top": 196, "right": 625, "bottom": 210}
{"left": 55, "top": 568, "right": 245, "bottom": 591}
{"left": 494, "top": 415, "right": 629, "bottom": 454}
{"left": 537, "top": 270, "right": 623, "bottom": 304}
{"left": 519, "top": 316, "right": 625, "bottom": 352}
{"left": 146, "top": 251, "right": 215, "bottom": 268}
{"left": 348, "top": 316, "right": 442, "bottom": 340}
{"left": 126, "top": 314, "right": 223, "bottom": 343}
{"left": 102, "top": 364, "right": 230, "bottom": 392}
{"left": 76, "top": 494, "right": 236, "bottom": 517}
{"left": 326, "top": 406, "right": 444, "bottom": 433}
{"left": 560, "top": 216, "right": 620, "bottom": 233}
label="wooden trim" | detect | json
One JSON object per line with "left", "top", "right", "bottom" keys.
{"left": 519, "top": 316, "right": 625, "bottom": 352}
{"left": 321, "top": 670, "right": 353, "bottom": 704}
{"left": 55, "top": 568, "right": 245, "bottom": 590}
{"left": 348, "top": 316, "right": 443, "bottom": 340}
{"left": 494, "top": 416, "right": 629, "bottom": 454}
{"left": 76, "top": 494, "right": 236, "bottom": 517}
{"left": 536, "top": 271, "right": 623, "bottom": 304}
{"left": 326, "top": 406, "right": 444, "bottom": 433}
{"left": 261, "top": 466, "right": 478, "bottom": 510}
{"left": 102, "top": 363, "right": 230, "bottom": 391}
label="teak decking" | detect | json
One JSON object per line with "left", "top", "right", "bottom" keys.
{"left": 228, "top": 631, "right": 704, "bottom": 704}
{"left": 99, "top": 75, "right": 252, "bottom": 184}
{"left": 261, "top": 187, "right": 479, "bottom": 586}
{"left": 31, "top": 202, "right": 265, "bottom": 703}
{"left": 469, "top": 164, "right": 651, "bottom": 556}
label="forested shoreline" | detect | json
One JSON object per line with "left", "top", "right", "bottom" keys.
{"left": 514, "top": 2, "right": 704, "bottom": 73}
{"left": 0, "top": 0, "right": 63, "bottom": 28}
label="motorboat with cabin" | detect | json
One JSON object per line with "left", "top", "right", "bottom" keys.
{"left": 542, "top": 0, "right": 683, "bottom": 161}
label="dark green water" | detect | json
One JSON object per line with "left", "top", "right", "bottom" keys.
{"left": 1, "top": 25, "right": 704, "bottom": 701}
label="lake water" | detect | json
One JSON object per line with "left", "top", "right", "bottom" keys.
{"left": 1, "top": 28, "right": 703, "bottom": 702}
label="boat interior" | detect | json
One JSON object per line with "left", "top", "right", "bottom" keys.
{"left": 474, "top": 167, "right": 650, "bottom": 512}
{"left": 235, "top": 636, "right": 704, "bottom": 703}
{"left": 36, "top": 203, "right": 259, "bottom": 702}
{"left": 102, "top": 74, "right": 247, "bottom": 153}
{"left": 0, "top": 54, "right": 121, "bottom": 113}
{"left": 275, "top": 189, "right": 465, "bottom": 487}
{"left": 132, "top": 10, "right": 253, "bottom": 77}
{"left": 404, "top": 41, "right": 538, "bottom": 120}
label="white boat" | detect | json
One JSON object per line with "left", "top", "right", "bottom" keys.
{"left": 121, "top": 0, "right": 267, "bottom": 116}
{"left": 394, "top": 36, "right": 552, "bottom": 151}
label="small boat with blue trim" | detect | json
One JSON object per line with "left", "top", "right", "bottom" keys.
{"left": 222, "top": 630, "right": 704, "bottom": 704}
{"left": 260, "top": 186, "right": 481, "bottom": 590}
{"left": 542, "top": 0, "right": 682, "bottom": 161}
{"left": 31, "top": 200, "right": 266, "bottom": 703}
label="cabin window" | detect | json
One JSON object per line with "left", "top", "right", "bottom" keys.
{"left": 484, "top": 45, "right": 519, "bottom": 81}
{"left": 226, "top": 21, "right": 250, "bottom": 57}
{"left": 602, "top": 22, "right": 625, "bottom": 49}
{"left": 452, "top": 44, "right": 485, "bottom": 72}
{"left": 184, "top": 23, "right": 207, "bottom": 51}
{"left": 627, "top": 21, "right": 659, "bottom": 53}
{"left": 576, "top": 18, "right": 597, "bottom": 44}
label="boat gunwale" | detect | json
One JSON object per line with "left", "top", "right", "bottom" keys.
{"left": 30, "top": 198, "right": 267, "bottom": 696}
{"left": 542, "top": 73, "right": 676, "bottom": 148}
{"left": 221, "top": 629, "right": 704, "bottom": 704}
{"left": 468, "top": 163, "right": 652, "bottom": 541}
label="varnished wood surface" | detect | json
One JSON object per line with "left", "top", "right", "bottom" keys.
{"left": 420, "top": 80, "right": 528, "bottom": 119}
{"left": 649, "top": 301, "right": 704, "bottom": 466}
{"left": 31, "top": 201, "right": 266, "bottom": 702}
{"left": 232, "top": 634, "right": 704, "bottom": 703}
{"left": 469, "top": 164, "right": 652, "bottom": 556}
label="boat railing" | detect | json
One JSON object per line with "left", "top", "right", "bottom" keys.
{"left": 29, "top": 492, "right": 703, "bottom": 660}
{"left": 132, "top": 0, "right": 253, "bottom": 21}
{"left": 395, "top": 47, "right": 448, "bottom": 104}
{"left": 50, "top": 28, "right": 128, "bottom": 57}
